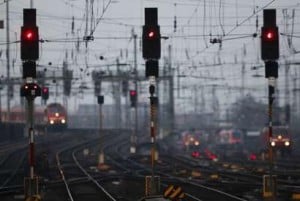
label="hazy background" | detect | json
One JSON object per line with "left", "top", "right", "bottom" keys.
{"left": 0, "top": 0, "right": 299, "bottom": 116}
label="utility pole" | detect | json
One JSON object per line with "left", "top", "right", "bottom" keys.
{"left": 85, "top": 0, "right": 89, "bottom": 47}
{"left": 241, "top": 44, "right": 246, "bottom": 98}
{"left": 193, "top": 85, "right": 198, "bottom": 113}
{"left": 296, "top": 69, "right": 300, "bottom": 120}
{"left": 132, "top": 30, "right": 138, "bottom": 153}
{"left": 292, "top": 69, "right": 297, "bottom": 129}
{"left": 168, "top": 45, "right": 174, "bottom": 131}
{"left": 284, "top": 60, "right": 290, "bottom": 125}
{"left": 201, "top": 86, "right": 205, "bottom": 113}
{"left": 6, "top": 0, "right": 10, "bottom": 121}
{"left": 97, "top": 95, "right": 104, "bottom": 168}
{"left": 0, "top": 82, "right": 2, "bottom": 122}
{"left": 177, "top": 65, "right": 180, "bottom": 98}
{"left": 116, "top": 58, "right": 121, "bottom": 129}
{"left": 63, "top": 59, "right": 68, "bottom": 114}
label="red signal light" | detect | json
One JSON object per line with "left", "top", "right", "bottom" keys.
{"left": 266, "top": 32, "right": 273, "bottom": 39}
{"left": 130, "top": 90, "right": 136, "bottom": 96}
{"left": 262, "top": 28, "right": 277, "bottom": 42}
{"left": 148, "top": 31, "right": 155, "bottom": 38}
{"left": 25, "top": 31, "right": 33, "bottom": 40}
{"left": 249, "top": 153, "right": 257, "bottom": 161}
{"left": 21, "top": 28, "right": 38, "bottom": 41}
{"left": 43, "top": 87, "right": 48, "bottom": 93}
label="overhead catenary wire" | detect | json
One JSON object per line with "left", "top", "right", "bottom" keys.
{"left": 188, "top": 0, "right": 276, "bottom": 60}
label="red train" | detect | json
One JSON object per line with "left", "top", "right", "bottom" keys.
{"left": 45, "top": 103, "right": 68, "bottom": 130}
{"left": 1, "top": 102, "right": 67, "bottom": 130}
{"left": 215, "top": 129, "right": 243, "bottom": 145}
{"left": 214, "top": 129, "right": 245, "bottom": 158}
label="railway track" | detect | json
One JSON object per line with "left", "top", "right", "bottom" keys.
{"left": 95, "top": 137, "right": 249, "bottom": 201}
{"left": 51, "top": 131, "right": 123, "bottom": 201}
{"left": 1, "top": 128, "right": 299, "bottom": 201}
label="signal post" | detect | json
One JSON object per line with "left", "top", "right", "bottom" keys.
{"left": 129, "top": 89, "right": 137, "bottom": 154}
{"left": 261, "top": 9, "right": 279, "bottom": 200}
{"left": 97, "top": 95, "right": 105, "bottom": 168}
{"left": 20, "top": 8, "right": 41, "bottom": 200}
{"left": 142, "top": 7, "right": 161, "bottom": 196}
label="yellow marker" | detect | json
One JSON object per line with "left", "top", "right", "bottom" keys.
{"left": 179, "top": 192, "right": 185, "bottom": 199}
{"left": 170, "top": 187, "right": 182, "bottom": 199}
{"left": 210, "top": 174, "right": 219, "bottom": 179}
{"left": 292, "top": 193, "right": 300, "bottom": 200}
{"left": 25, "top": 195, "right": 41, "bottom": 201}
{"left": 163, "top": 185, "right": 174, "bottom": 197}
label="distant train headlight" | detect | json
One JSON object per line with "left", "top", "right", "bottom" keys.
{"left": 50, "top": 120, "right": 54, "bottom": 124}
{"left": 55, "top": 112, "right": 59, "bottom": 117}
{"left": 61, "top": 119, "right": 66, "bottom": 124}
{"left": 271, "top": 141, "right": 276, "bottom": 147}
{"left": 284, "top": 141, "right": 290, "bottom": 146}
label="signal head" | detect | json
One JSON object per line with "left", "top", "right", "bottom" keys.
{"left": 261, "top": 26, "right": 279, "bottom": 61}
{"left": 21, "top": 26, "right": 39, "bottom": 60}
{"left": 130, "top": 90, "right": 137, "bottom": 96}
{"left": 41, "top": 86, "right": 49, "bottom": 100}
{"left": 43, "top": 87, "right": 48, "bottom": 93}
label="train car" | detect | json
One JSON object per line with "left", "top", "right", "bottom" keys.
{"left": 261, "top": 125, "right": 292, "bottom": 155}
{"left": 45, "top": 103, "right": 67, "bottom": 130}
{"left": 215, "top": 129, "right": 243, "bottom": 145}
{"left": 1, "top": 105, "right": 46, "bottom": 125}
{"left": 213, "top": 129, "right": 246, "bottom": 159}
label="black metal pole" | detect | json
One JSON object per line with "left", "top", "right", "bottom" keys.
{"left": 268, "top": 79, "right": 275, "bottom": 200}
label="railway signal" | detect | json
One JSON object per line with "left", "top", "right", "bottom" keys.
{"left": 23, "top": 61, "right": 36, "bottom": 78}
{"left": 142, "top": 8, "right": 161, "bottom": 196}
{"left": 142, "top": 8, "right": 161, "bottom": 60}
{"left": 129, "top": 90, "right": 137, "bottom": 107}
{"left": 20, "top": 83, "right": 41, "bottom": 97}
{"left": 21, "top": 9, "right": 39, "bottom": 61}
{"left": 20, "top": 9, "right": 41, "bottom": 201}
{"left": 146, "top": 60, "right": 159, "bottom": 77}
{"left": 97, "top": 95, "right": 104, "bottom": 105}
{"left": 41, "top": 87, "right": 49, "bottom": 100}
{"left": 261, "top": 9, "right": 279, "bottom": 61}
{"left": 261, "top": 9, "right": 279, "bottom": 200}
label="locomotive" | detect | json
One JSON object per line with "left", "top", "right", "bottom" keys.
{"left": 45, "top": 103, "right": 68, "bottom": 130}
{"left": 260, "top": 125, "right": 292, "bottom": 155}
